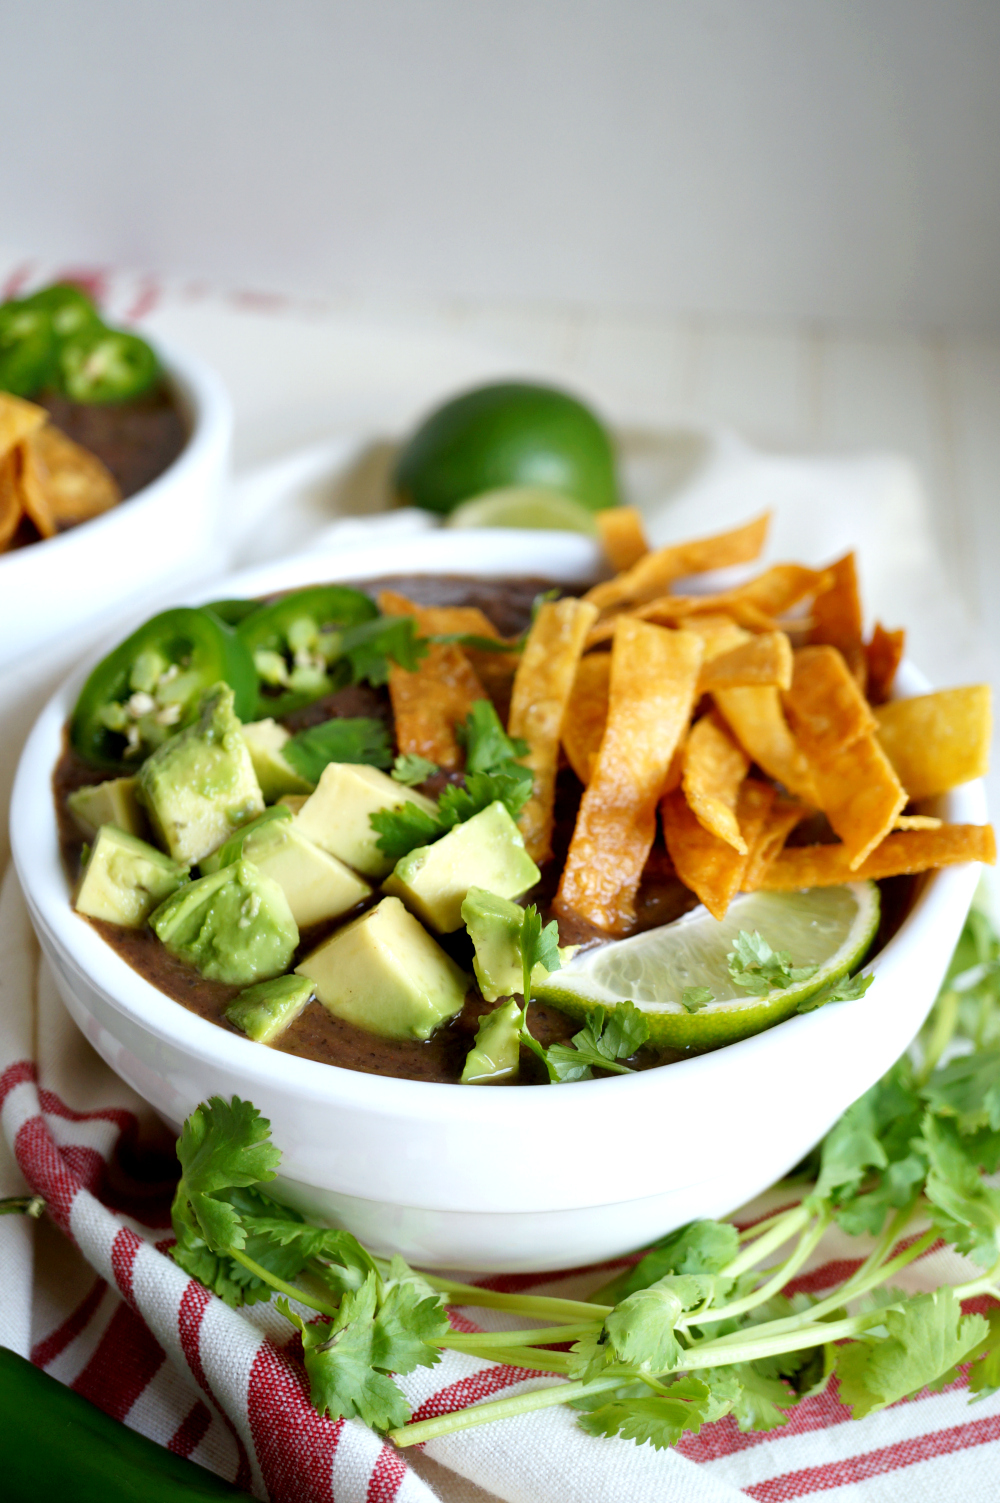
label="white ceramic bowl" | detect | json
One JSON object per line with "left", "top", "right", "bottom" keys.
{"left": 0, "top": 339, "right": 232, "bottom": 675}
{"left": 10, "top": 531, "right": 988, "bottom": 1272}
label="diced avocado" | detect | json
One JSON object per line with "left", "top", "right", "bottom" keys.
{"left": 150, "top": 859, "right": 298, "bottom": 985}
{"left": 137, "top": 683, "right": 265, "bottom": 865}
{"left": 461, "top": 999, "right": 521, "bottom": 1084}
{"left": 67, "top": 777, "right": 147, "bottom": 841}
{"left": 294, "top": 762, "right": 438, "bottom": 879}
{"left": 461, "top": 886, "right": 575, "bottom": 1001}
{"left": 226, "top": 974, "right": 315, "bottom": 1044}
{"left": 295, "top": 895, "right": 468, "bottom": 1040}
{"left": 75, "top": 825, "right": 188, "bottom": 927}
{"left": 202, "top": 807, "right": 371, "bottom": 927}
{"left": 241, "top": 719, "right": 314, "bottom": 801}
{"left": 383, "top": 802, "right": 540, "bottom": 934}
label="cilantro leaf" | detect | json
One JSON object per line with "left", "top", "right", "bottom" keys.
{"left": 727, "top": 931, "right": 818, "bottom": 996}
{"left": 600, "top": 1221, "right": 740, "bottom": 1304}
{"left": 680, "top": 986, "right": 713, "bottom": 1012}
{"left": 545, "top": 1002, "right": 650, "bottom": 1082}
{"left": 455, "top": 700, "right": 529, "bottom": 775}
{"left": 370, "top": 802, "right": 445, "bottom": 860}
{"left": 727, "top": 1363, "right": 791, "bottom": 1432}
{"left": 280, "top": 1279, "right": 412, "bottom": 1431}
{"left": 174, "top": 1096, "right": 280, "bottom": 1253}
{"left": 600, "top": 1275, "right": 715, "bottom": 1375}
{"left": 372, "top": 1257, "right": 450, "bottom": 1374}
{"left": 238, "top": 1215, "right": 379, "bottom": 1294}
{"left": 836, "top": 1289, "right": 989, "bottom": 1418}
{"left": 797, "top": 970, "right": 874, "bottom": 1013}
{"left": 575, "top": 1376, "right": 726, "bottom": 1449}
{"left": 171, "top": 1186, "right": 309, "bottom": 1308}
{"left": 391, "top": 752, "right": 439, "bottom": 786}
{"left": 920, "top": 1114, "right": 1000, "bottom": 1265}
{"left": 338, "top": 616, "right": 428, "bottom": 686}
{"left": 925, "top": 1046, "right": 1000, "bottom": 1134}
{"left": 284, "top": 717, "right": 392, "bottom": 782}
{"left": 438, "top": 765, "right": 534, "bottom": 828}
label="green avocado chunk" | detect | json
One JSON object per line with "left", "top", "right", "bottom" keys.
{"left": 240, "top": 719, "right": 314, "bottom": 800}
{"left": 201, "top": 806, "right": 371, "bottom": 927}
{"left": 150, "top": 859, "right": 298, "bottom": 986}
{"left": 461, "top": 999, "right": 521, "bottom": 1084}
{"left": 226, "top": 974, "right": 316, "bottom": 1044}
{"left": 295, "top": 895, "right": 469, "bottom": 1041}
{"left": 383, "top": 801, "right": 540, "bottom": 933}
{"left": 75, "top": 825, "right": 188, "bottom": 928}
{"left": 137, "top": 683, "right": 264, "bottom": 865}
{"left": 294, "top": 761, "right": 438, "bottom": 879}
{"left": 460, "top": 886, "right": 573, "bottom": 1001}
{"left": 67, "top": 776, "right": 148, "bottom": 841}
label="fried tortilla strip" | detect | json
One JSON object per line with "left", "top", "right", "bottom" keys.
{"left": 874, "top": 687, "right": 992, "bottom": 800}
{"left": 685, "top": 613, "right": 750, "bottom": 659}
{"left": 508, "top": 596, "right": 598, "bottom": 863}
{"left": 0, "top": 448, "right": 22, "bottom": 550}
{"left": 782, "top": 645, "right": 876, "bottom": 761}
{"left": 682, "top": 711, "right": 750, "bottom": 853}
{"left": 866, "top": 622, "right": 905, "bottom": 706}
{"left": 756, "top": 824, "right": 997, "bottom": 890}
{"left": 742, "top": 798, "right": 810, "bottom": 891}
{"left": 17, "top": 437, "right": 56, "bottom": 537}
{"left": 809, "top": 733, "right": 907, "bottom": 869}
{"left": 597, "top": 506, "right": 648, "bottom": 572}
{"left": 661, "top": 779, "right": 775, "bottom": 920}
{"left": 0, "top": 391, "right": 45, "bottom": 457}
{"left": 378, "top": 591, "right": 487, "bottom": 769}
{"left": 586, "top": 564, "right": 832, "bottom": 646}
{"left": 554, "top": 620, "right": 703, "bottom": 934}
{"left": 699, "top": 632, "right": 793, "bottom": 694}
{"left": 562, "top": 653, "right": 610, "bottom": 785}
{"left": 895, "top": 815, "right": 942, "bottom": 830}
{"left": 22, "top": 424, "right": 120, "bottom": 526}
{"left": 810, "top": 552, "right": 866, "bottom": 686}
{"left": 584, "top": 512, "right": 770, "bottom": 613}
{"left": 713, "top": 685, "right": 818, "bottom": 805}
{"left": 378, "top": 592, "right": 519, "bottom": 723}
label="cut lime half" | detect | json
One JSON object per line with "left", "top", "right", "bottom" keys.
{"left": 535, "top": 884, "right": 880, "bottom": 1050}
{"left": 444, "top": 487, "right": 600, "bottom": 536}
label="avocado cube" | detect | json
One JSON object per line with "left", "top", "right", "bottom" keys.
{"left": 67, "top": 777, "right": 147, "bottom": 841}
{"left": 383, "top": 802, "right": 540, "bottom": 934}
{"left": 226, "top": 974, "right": 315, "bottom": 1044}
{"left": 294, "top": 762, "right": 438, "bottom": 879}
{"left": 295, "top": 895, "right": 469, "bottom": 1040}
{"left": 137, "top": 683, "right": 265, "bottom": 865}
{"left": 460, "top": 886, "right": 574, "bottom": 1001}
{"left": 150, "top": 859, "right": 298, "bottom": 986}
{"left": 461, "top": 998, "right": 521, "bottom": 1084}
{"left": 75, "top": 825, "right": 188, "bottom": 928}
{"left": 241, "top": 719, "right": 314, "bottom": 801}
{"left": 203, "top": 811, "right": 371, "bottom": 928}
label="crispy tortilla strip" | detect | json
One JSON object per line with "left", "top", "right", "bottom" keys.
{"left": 554, "top": 620, "right": 703, "bottom": 934}
{"left": 713, "top": 685, "right": 818, "bottom": 805}
{"left": 810, "top": 733, "right": 907, "bottom": 869}
{"left": 866, "top": 622, "right": 905, "bottom": 706}
{"left": 756, "top": 824, "right": 997, "bottom": 889}
{"left": 699, "top": 632, "right": 793, "bottom": 693}
{"left": 17, "top": 437, "right": 56, "bottom": 537}
{"left": 874, "top": 687, "right": 992, "bottom": 800}
{"left": 782, "top": 645, "right": 875, "bottom": 760}
{"left": 742, "top": 798, "right": 810, "bottom": 891}
{"left": 0, "top": 391, "right": 45, "bottom": 457}
{"left": 22, "top": 424, "right": 120, "bottom": 526}
{"left": 661, "top": 779, "right": 775, "bottom": 920}
{"left": 586, "top": 564, "right": 832, "bottom": 647}
{"left": 682, "top": 712, "right": 750, "bottom": 853}
{"left": 562, "top": 653, "right": 610, "bottom": 785}
{"left": 378, "top": 590, "right": 488, "bottom": 769}
{"left": 378, "top": 592, "right": 520, "bottom": 722}
{"left": 0, "top": 448, "right": 22, "bottom": 550}
{"left": 685, "top": 614, "right": 751, "bottom": 659}
{"left": 895, "top": 815, "right": 942, "bottom": 830}
{"left": 810, "top": 552, "right": 866, "bottom": 685}
{"left": 584, "top": 512, "right": 770, "bottom": 613}
{"left": 597, "top": 506, "right": 648, "bottom": 572}
{"left": 508, "top": 596, "right": 598, "bottom": 863}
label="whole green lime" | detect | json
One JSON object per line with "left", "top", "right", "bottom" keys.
{"left": 394, "top": 381, "right": 620, "bottom": 515}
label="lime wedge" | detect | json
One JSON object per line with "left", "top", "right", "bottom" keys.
{"left": 444, "top": 487, "right": 600, "bottom": 535}
{"left": 535, "top": 884, "right": 880, "bottom": 1050}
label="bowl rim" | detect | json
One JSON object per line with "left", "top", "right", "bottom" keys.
{"left": 10, "top": 530, "right": 989, "bottom": 1124}
{"left": 0, "top": 334, "right": 232, "bottom": 575}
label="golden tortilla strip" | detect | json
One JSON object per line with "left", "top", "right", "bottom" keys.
{"left": 377, "top": 592, "right": 520, "bottom": 723}
{"left": 810, "top": 552, "right": 866, "bottom": 686}
{"left": 685, "top": 614, "right": 751, "bottom": 659}
{"left": 0, "top": 448, "right": 22, "bottom": 550}
{"left": 561, "top": 653, "right": 610, "bottom": 785}
{"left": 895, "top": 815, "right": 942, "bottom": 831}
{"left": 597, "top": 506, "right": 649, "bottom": 572}
{"left": 583, "top": 512, "right": 770, "bottom": 613}
{"left": 713, "top": 684, "right": 818, "bottom": 805}
{"left": 0, "top": 391, "right": 45, "bottom": 457}
{"left": 756, "top": 824, "right": 996, "bottom": 889}
{"left": 586, "top": 564, "right": 832, "bottom": 647}
{"left": 874, "top": 687, "right": 992, "bottom": 801}
{"left": 809, "top": 733, "right": 907, "bottom": 869}
{"left": 22, "top": 424, "right": 120, "bottom": 526}
{"left": 508, "top": 596, "right": 598, "bottom": 863}
{"left": 682, "top": 711, "right": 750, "bottom": 853}
{"left": 554, "top": 620, "right": 703, "bottom": 934}
{"left": 742, "top": 798, "right": 810, "bottom": 891}
{"left": 661, "top": 779, "right": 775, "bottom": 920}
{"left": 17, "top": 437, "right": 56, "bottom": 537}
{"left": 699, "top": 632, "right": 793, "bottom": 694}
{"left": 782, "top": 645, "right": 876, "bottom": 761}
{"left": 866, "top": 622, "right": 905, "bottom": 707}
{"left": 378, "top": 590, "right": 488, "bottom": 769}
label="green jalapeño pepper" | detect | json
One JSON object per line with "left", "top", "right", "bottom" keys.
{"left": 0, "top": 300, "right": 57, "bottom": 397}
{"left": 204, "top": 598, "right": 264, "bottom": 628}
{"left": 236, "top": 584, "right": 378, "bottom": 717}
{"left": 71, "top": 607, "right": 258, "bottom": 769}
{"left": 57, "top": 324, "right": 160, "bottom": 404}
{"left": 19, "top": 282, "right": 101, "bottom": 342}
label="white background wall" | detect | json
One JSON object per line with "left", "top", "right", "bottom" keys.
{"left": 3, "top": 0, "right": 999, "bottom": 330}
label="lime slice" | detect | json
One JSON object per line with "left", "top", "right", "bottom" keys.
{"left": 535, "top": 884, "right": 880, "bottom": 1050}
{"left": 444, "top": 487, "right": 600, "bottom": 535}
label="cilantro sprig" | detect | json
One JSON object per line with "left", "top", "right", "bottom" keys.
{"left": 726, "top": 931, "right": 819, "bottom": 995}
{"left": 283, "top": 717, "right": 392, "bottom": 782}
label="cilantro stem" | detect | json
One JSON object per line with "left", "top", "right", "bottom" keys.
{"left": 227, "top": 1248, "right": 340, "bottom": 1318}
{"left": 952, "top": 1251, "right": 1000, "bottom": 1301}
{"left": 440, "top": 1344, "right": 574, "bottom": 1374}
{"left": 0, "top": 1194, "right": 45, "bottom": 1218}
{"left": 683, "top": 1307, "right": 891, "bottom": 1371}
{"left": 416, "top": 1274, "right": 612, "bottom": 1323}
{"left": 442, "top": 1323, "right": 595, "bottom": 1349}
{"left": 735, "top": 1203, "right": 804, "bottom": 1243}
{"left": 390, "top": 1376, "right": 623, "bottom": 1447}
{"left": 918, "top": 988, "right": 960, "bottom": 1085}
{"left": 723, "top": 1204, "right": 812, "bottom": 1277}
{"left": 685, "top": 1210, "right": 831, "bottom": 1329}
